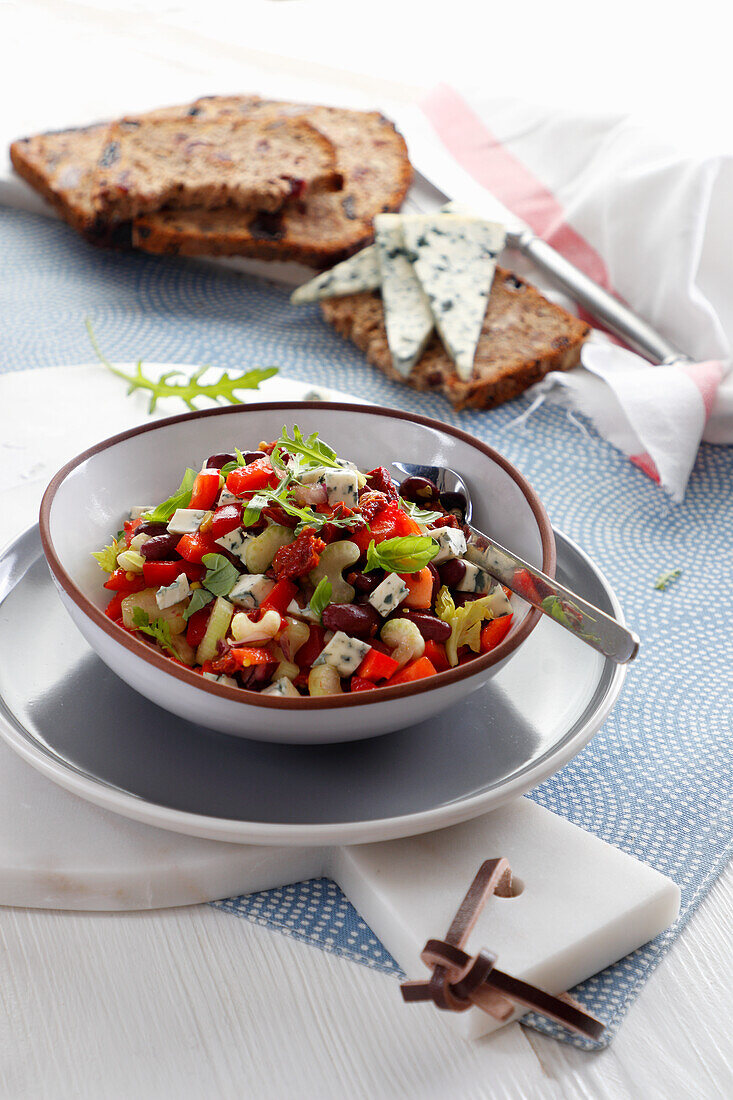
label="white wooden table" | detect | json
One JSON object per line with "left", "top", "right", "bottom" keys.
{"left": 1, "top": 3, "right": 731, "bottom": 1096}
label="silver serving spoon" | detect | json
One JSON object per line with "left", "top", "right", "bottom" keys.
{"left": 393, "top": 462, "right": 639, "bottom": 664}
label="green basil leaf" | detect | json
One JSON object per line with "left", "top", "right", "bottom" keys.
{"left": 182, "top": 588, "right": 215, "bottom": 621}
{"left": 201, "top": 553, "right": 240, "bottom": 597}
{"left": 143, "top": 468, "right": 197, "bottom": 524}
{"left": 309, "top": 577, "right": 333, "bottom": 618}
{"left": 364, "top": 535, "right": 439, "bottom": 574}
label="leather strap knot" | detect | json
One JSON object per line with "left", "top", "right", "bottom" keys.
{"left": 401, "top": 858, "right": 605, "bottom": 1041}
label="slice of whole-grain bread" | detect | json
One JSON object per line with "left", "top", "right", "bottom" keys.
{"left": 131, "top": 98, "right": 412, "bottom": 265}
{"left": 9, "top": 95, "right": 411, "bottom": 263}
{"left": 92, "top": 114, "right": 341, "bottom": 222}
{"left": 320, "top": 268, "right": 590, "bottom": 410}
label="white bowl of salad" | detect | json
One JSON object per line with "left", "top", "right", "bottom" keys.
{"left": 40, "top": 402, "right": 555, "bottom": 744}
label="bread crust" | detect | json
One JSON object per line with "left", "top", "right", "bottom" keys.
{"left": 320, "top": 268, "right": 590, "bottom": 409}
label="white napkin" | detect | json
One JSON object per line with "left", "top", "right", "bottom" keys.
{"left": 408, "top": 85, "right": 733, "bottom": 501}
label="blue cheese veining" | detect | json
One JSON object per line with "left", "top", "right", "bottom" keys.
{"left": 374, "top": 214, "right": 434, "bottom": 378}
{"left": 290, "top": 246, "right": 381, "bottom": 304}
{"left": 401, "top": 214, "right": 506, "bottom": 381}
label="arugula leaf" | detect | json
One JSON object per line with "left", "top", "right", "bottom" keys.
{"left": 92, "top": 535, "right": 125, "bottom": 573}
{"left": 183, "top": 588, "right": 214, "bottom": 621}
{"left": 201, "top": 553, "right": 240, "bottom": 596}
{"left": 86, "top": 320, "right": 278, "bottom": 412}
{"left": 131, "top": 607, "right": 178, "bottom": 658}
{"left": 654, "top": 568, "right": 682, "bottom": 592}
{"left": 242, "top": 493, "right": 270, "bottom": 527}
{"left": 143, "top": 468, "right": 197, "bottom": 524}
{"left": 398, "top": 498, "right": 443, "bottom": 526}
{"left": 364, "top": 536, "right": 439, "bottom": 574}
{"left": 272, "top": 425, "right": 340, "bottom": 471}
{"left": 309, "top": 578, "right": 332, "bottom": 618}
{"left": 241, "top": 485, "right": 362, "bottom": 536}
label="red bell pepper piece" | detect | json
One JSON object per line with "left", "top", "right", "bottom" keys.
{"left": 123, "top": 518, "right": 143, "bottom": 547}
{"left": 185, "top": 606, "right": 212, "bottom": 648}
{"left": 142, "top": 560, "right": 205, "bottom": 587}
{"left": 189, "top": 469, "right": 222, "bottom": 511}
{"left": 356, "top": 648, "right": 400, "bottom": 683}
{"left": 226, "top": 458, "right": 278, "bottom": 495}
{"left": 103, "top": 569, "right": 146, "bottom": 594}
{"left": 296, "top": 624, "right": 326, "bottom": 670}
{"left": 423, "top": 639, "right": 450, "bottom": 672}
{"left": 176, "top": 530, "right": 221, "bottom": 564}
{"left": 210, "top": 503, "right": 243, "bottom": 539}
{"left": 350, "top": 676, "right": 378, "bottom": 692}
{"left": 480, "top": 614, "right": 514, "bottom": 653}
{"left": 260, "top": 579, "right": 298, "bottom": 616}
{"left": 104, "top": 591, "right": 126, "bottom": 620}
{"left": 351, "top": 504, "right": 421, "bottom": 555}
{"left": 229, "top": 645, "right": 273, "bottom": 668}
{"left": 387, "top": 656, "right": 438, "bottom": 686}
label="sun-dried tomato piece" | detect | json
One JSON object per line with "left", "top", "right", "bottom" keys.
{"left": 430, "top": 513, "right": 461, "bottom": 530}
{"left": 272, "top": 527, "right": 326, "bottom": 580}
{"left": 357, "top": 490, "right": 390, "bottom": 523}
{"left": 365, "top": 466, "right": 399, "bottom": 502}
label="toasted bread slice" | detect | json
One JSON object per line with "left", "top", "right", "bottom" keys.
{"left": 320, "top": 268, "right": 590, "bottom": 409}
{"left": 92, "top": 114, "right": 341, "bottom": 222}
{"left": 10, "top": 96, "right": 412, "bottom": 264}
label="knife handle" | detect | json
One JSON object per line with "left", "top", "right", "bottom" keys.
{"left": 510, "top": 229, "right": 690, "bottom": 365}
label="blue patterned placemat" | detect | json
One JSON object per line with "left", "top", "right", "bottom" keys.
{"left": 2, "top": 207, "right": 731, "bottom": 1048}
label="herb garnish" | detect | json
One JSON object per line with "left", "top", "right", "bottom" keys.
{"left": 86, "top": 321, "right": 278, "bottom": 412}
{"left": 309, "top": 577, "right": 333, "bottom": 618}
{"left": 183, "top": 588, "right": 214, "bottom": 621}
{"left": 654, "top": 568, "right": 682, "bottom": 592}
{"left": 201, "top": 553, "right": 240, "bottom": 597}
{"left": 143, "top": 468, "right": 197, "bottom": 524}
{"left": 398, "top": 498, "right": 443, "bottom": 526}
{"left": 364, "top": 535, "right": 439, "bottom": 574}
{"left": 270, "top": 425, "right": 340, "bottom": 472}
{"left": 92, "top": 535, "right": 125, "bottom": 573}
{"left": 131, "top": 607, "right": 179, "bottom": 657}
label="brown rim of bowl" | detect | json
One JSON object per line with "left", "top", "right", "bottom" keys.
{"left": 39, "top": 401, "right": 556, "bottom": 710}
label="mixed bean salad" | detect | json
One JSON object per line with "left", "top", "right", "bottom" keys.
{"left": 93, "top": 427, "right": 514, "bottom": 697}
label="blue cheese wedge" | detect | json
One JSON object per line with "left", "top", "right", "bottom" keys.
{"left": 218, "top": 487, "right": 240, "bottom": 506}
{"left": 300, "top": 466, "right": 359, "bottom": 507}
{"left": 368, "top": 572, "right": 409, "bottom": 617}
{"left": 215, "top": 527, "right": 249, "bottom": 560}
{"left": 456, "top": 561, "right": 493, "bottom": 595}
{"left": 203, "top": 671, "right": 238, "bottom": 688}
{"left": 290, "top": 246, "right": 381, "bottom": 304}
{"left": 313, "top": 631, "right": 371, "bottom": 676}
{"left": 228, "top": 573, "right": 275, "bottom": 609}
{"left": 374, "top": 213, "right": 434, "bottom": 377}
{"left": 155, "top": 572, "right": 190, "bottom": 610}
{"left": 286, "top": 599, "right": 321, "bottom": 623}
{"left": 261, "top": 677, "right": 302, "bottom": 698}
{"left": 129, "top": 505, "right": 154, "bottom": 520}
{"left": 166, "top": 508, "right": 207, "bottom": 535}
{"left": 401, "top": 214, "right": 506, "bottom": 381}
{"left": 428, "top": 527, "right": 467, "bottom": 564}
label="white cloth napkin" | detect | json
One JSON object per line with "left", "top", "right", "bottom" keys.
{"left": 407, "top": 86, "right": 733, "bottom": 501}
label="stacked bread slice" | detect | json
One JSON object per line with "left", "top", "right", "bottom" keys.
{"left": 9, "top": 95, "right": 413, "bottom": 265}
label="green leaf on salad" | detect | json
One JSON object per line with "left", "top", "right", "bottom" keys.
{"left": 201, "top": 553, "right": 240, "bottom": 597}
{"left": 220, "top": 448, "right": 252, "bottom": 476}
{"left": 241, "top": 484, "right": 363, "bottom": 536}
{"left": 654, "top": 567, "right": 682, "bottom": 592}
{"left": 92, "top": 535, "right": 125, "bottom": 573}
{"left": 271, "top": 424, "right": 340, "bottom": 472}
{"left": 364, "top": 535, "right": 439, "bottom": 574}
{"left": 86, "top": 320, "right": 278, "bottom": 413}
{"left": 398, "top": 498, "right": 443, "bottom": 526}
{"left": 143, "top": 468, "right": 197, "bottom": 524}
{"left": 309, "top": 577, "right": 332, "bottom": 618}
{"left": 131, "top": 606, "right": 178, "bottom": 658}
{"left": 182, "top": 588, "right": 214, "bottom": 621}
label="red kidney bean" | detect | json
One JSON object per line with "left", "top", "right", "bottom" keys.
{"left": 140, "top": 533, "right": 181, "bottom": 560}
{"left": 393, "top": 610, "right": 451, "bottom": 642}
{"left": 438, "top": 558, "right": 466, "bottom": 587}
{"left": 427, "top": 562, "right": 441, "bottom": 602}
{"left": 322, "top": 603, "right": 381, "bottom": 639}
{"left": 135, "top": 521, "right": 169, "bottom": 537}
{"left": 205, "top": 452, "right": 236, "bottom": 469}
{"left": 347, "top": 569, "right": 384, "bottom": 593}
{"left": 453, "top": 592, "right": 481, "bottom": 607}
{"left": 399, "top": 476, "right": 440, "bottom": 505}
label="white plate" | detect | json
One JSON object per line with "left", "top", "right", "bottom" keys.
{"left": 0, "top": 525, "right": 626, "bottom": 846}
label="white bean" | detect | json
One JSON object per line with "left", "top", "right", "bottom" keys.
{"left": 308, "top": 664, "right": 342, "bottom": 696}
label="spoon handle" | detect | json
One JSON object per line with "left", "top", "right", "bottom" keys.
{"left": 465, "top": 526, "right": 639, "bottom": 664}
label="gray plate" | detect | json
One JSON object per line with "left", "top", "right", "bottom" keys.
{"left": 0, "top": 526, "right": 626, "bottom": 845}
